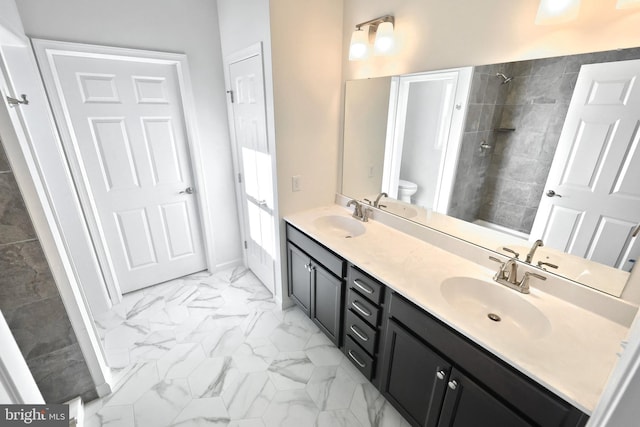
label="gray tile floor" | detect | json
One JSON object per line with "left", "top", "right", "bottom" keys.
{"left": 85, "top": 266, "right": 409, "bottom": 427}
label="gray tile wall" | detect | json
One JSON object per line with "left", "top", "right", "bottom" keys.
{"left": 451, "top": 47, "right": 640, "bottom": 234}
{"left": 0, "top": 137, "right": 97, "bottom": 403}
{"left": 448, "top": 64, "right": 511, "bottom": 222}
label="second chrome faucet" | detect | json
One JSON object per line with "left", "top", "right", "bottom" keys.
{"left": 490, "top": 247, "right": 546, "bottom": 294}
{"left": 347, "top": 199, "right": 373, "bottom": 222}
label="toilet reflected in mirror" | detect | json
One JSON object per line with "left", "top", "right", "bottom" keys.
{"left": 398, "top": 179, "right": 417, "bottom": 203}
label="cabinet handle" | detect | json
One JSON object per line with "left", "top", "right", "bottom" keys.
{"left": 348, "top": 350, "right": 366, "bottom": 368}
{"left": 448, "top": 380, "right": 458, "bottom": 390}
{"left": 353, "top": 279, "right": 374, "bottom": 295}
{"left": 351, "top": 300, "right": 372, "bottom": 317}
{"left": 436, "top": 370, "right": 446, "bottom": 380}
{"left": 349, "top": 325, "right": 369, "bottom": 342}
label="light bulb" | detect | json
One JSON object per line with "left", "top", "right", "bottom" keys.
{"left": 349, "top": 28, "right": 370, "bottom": 61}
{"left": 374, "top": 22, "right": 395, "bottom": 55}
{"left": 535, "top": 0, "right": 581, "bottom": 25}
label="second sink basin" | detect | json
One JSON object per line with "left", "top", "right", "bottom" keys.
{"left": 313, "top": 215, "right": 366, "bottom": 238}
{"left": 440, "top": 277, "right": 551, "bottom": 339}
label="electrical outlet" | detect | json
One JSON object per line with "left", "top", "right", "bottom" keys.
{"left": 292, "top": 175, "right": 302, "bottom": 192}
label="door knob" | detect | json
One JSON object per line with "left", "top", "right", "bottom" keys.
{"left": 179, "top": 187, "right": 194, "bottom": 195}
{"left": 546, "top": 190, "right": 562, "bottom": 198}
{"left": 448, "top": 380, "right": 458, "bottom": 390}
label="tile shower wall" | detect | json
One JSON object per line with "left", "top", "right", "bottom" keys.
{"left": 448, "top": 64, "right": 510, "bottom": 222}
{"left": 451, "top": 47, "right": 640, "bottom": 234}
{"left": 0, "top": 137, "right": 96, "bottom": 403}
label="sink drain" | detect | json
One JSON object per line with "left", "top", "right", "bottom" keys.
{"left": 487, "top": 313, "right": 501, "bottom": 322}
{"left": 345, "top": 235, "right": 352, "bottom": 239}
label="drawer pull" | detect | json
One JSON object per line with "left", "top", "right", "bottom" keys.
{"left": 348, "top": 349, "right": 366, "bottom": 368}
{"left": 352, "top": 300, "right": 372, "bottom": 317}
{"left": 349, "top": 325, "right": 369, "bottom": 342}
{"left": 353, "top": 279, "right": 374, "bottom": 295}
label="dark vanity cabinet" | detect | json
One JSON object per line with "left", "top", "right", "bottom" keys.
{"left": 285, "top": 224, "right": 588, "bottom": 427}
{"left": 286, "top": 224, "right": 346, "bottom": 345}
{"left": 342, "top": 266, "right": 386, "bottom": 384}
{"left": 380, "top": 292, "right": 588, "bottom": 427}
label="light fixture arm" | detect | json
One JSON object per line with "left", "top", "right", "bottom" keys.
{"left": 355, "top": 15, "right": 394, "bottom": 31}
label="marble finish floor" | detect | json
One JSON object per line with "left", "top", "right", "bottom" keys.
{"left": 85, "top": 266, "right": 409, "bottom": 427}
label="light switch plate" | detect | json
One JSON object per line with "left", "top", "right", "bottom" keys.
{"left": 292, "top": 175, "right": 302, "bottom": 192}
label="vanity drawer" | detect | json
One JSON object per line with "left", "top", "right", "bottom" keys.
{"left": 345, "top": 309, "right": 377, "bottom": 355}
{"left": 347, "top": 289, "right": 380, "bottom": 327}
{"left": 286, "top": 224, "right": 345, "bottom": 278}
{"left": 344, "top": 335, "right": 374, "bottom": 380}
{"left": 348, "top": 266, "right": 384, "bottom": 305}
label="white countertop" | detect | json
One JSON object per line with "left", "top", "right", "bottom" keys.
{"left": 285, "top": 205, "right": 635, "bottom": 414}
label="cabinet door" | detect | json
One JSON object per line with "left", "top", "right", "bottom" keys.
{"left": 287, "top": 243, "right": 311, "bottom": 316}
{"left": 381, "top": 319, "right": 451, "bottom": 427}
{"left": 438, "top": 368, "right": 532, "bottom": 427}
{"left": 311, "top": 262, "right": 344, "bottom": 345}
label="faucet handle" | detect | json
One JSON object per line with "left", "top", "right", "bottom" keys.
{"left": 362, "top": 207, "right": 373, "bottom": 222}
{"left": 489, "top": 256, "right": 504, "bottom": 266}
{"left": 518, "top": 271, "right": 546, "bottom": 293}
{"left": 537, "top": 261, "right": 558, "bottom": 270}
{"left": 502, "top": 247, "right": 520, "bottom": 259}
{"left": 363, "top": 199, "right": 373, "bottom": 205}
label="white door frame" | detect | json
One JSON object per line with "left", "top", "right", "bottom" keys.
{"left": 0, "top": 40, "right": 111, "bottom": 395}
{"left": 32, "top": 39, "right": 216, "bottom": 300}
{"left": 381, "top": 67, "right": 472, "bottom": 212}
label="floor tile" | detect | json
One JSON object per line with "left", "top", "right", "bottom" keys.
{"left": 87, "top": 267, "right": 405, "bottom": 427}
{"left": 157, "top": 342, "right": 206, "bottom": 379}
{"left": 133, "top": 378, "right": 191, "bottom": 427}
{"left": 172, "top": 397, "right": 230, "bottom": 426}
{"left": 262, "top": 389, "right": 319, "bottom": 427}
{"left": 267, "top": 351, "right": 315, "bottom": 391}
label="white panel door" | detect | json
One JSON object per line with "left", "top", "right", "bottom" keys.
{"left": 531, "top": 59, "right": 640, "bottom": 271}
{"left": 227, "top": 50, "right": 275, "bottom": 293}
{"left": 40, "top": 49, "right": 206, "bottom": 293}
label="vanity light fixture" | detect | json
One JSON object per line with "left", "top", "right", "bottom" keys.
{"left": 535, "top": 0, "right": 581, "bottom": 25}
{"left": 349, "top": 15, "right": 395, "bottom": 61}
{"left": 616, "top": 0, "right": 640, "bottom": 8}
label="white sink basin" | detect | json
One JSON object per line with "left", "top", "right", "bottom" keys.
{"left": 313, "top": 215, "right": 366, "bottom": 238}
{"left": 440, "top": 277, "right": 551, "bottom": 339}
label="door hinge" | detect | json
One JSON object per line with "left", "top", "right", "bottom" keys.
{"left": 227, "top": 90, "right": 234, "bottom": 103}
{"left": 238, "top": 173, "right": 242, "bottom": 184}
{"left": 244, "top": 240, "right": 248, "bottom": 249}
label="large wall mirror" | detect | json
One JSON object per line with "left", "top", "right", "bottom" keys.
{"left": 342, "top": 47, "right": 640, "bottom": 297}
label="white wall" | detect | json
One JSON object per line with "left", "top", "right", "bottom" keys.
{"left": 270, "top": 0, "right": 344, "bottom": 217}
{"left": 342, "top": 78, "right": 391, "bottom": 200}
{"left": 343, "top": 0, "right": 640, "bottom": 80}
{"left": 270, "top": 0, "right": 344, "bottom": 300}
{"left": 16, "top": 0, "right": 242, "bottom": 270}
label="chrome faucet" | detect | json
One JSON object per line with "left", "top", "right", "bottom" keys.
{"left": 374, "top": 192, "right": 388, "bottom": 208}
{"left": 525, "top": 239, "right": 544, "bottom": 263}
{"left": 347, "top": 199, "right": 372, "bottom": 222}
{"left": 490, "top": 252, "right": 546, "bottom": 294}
